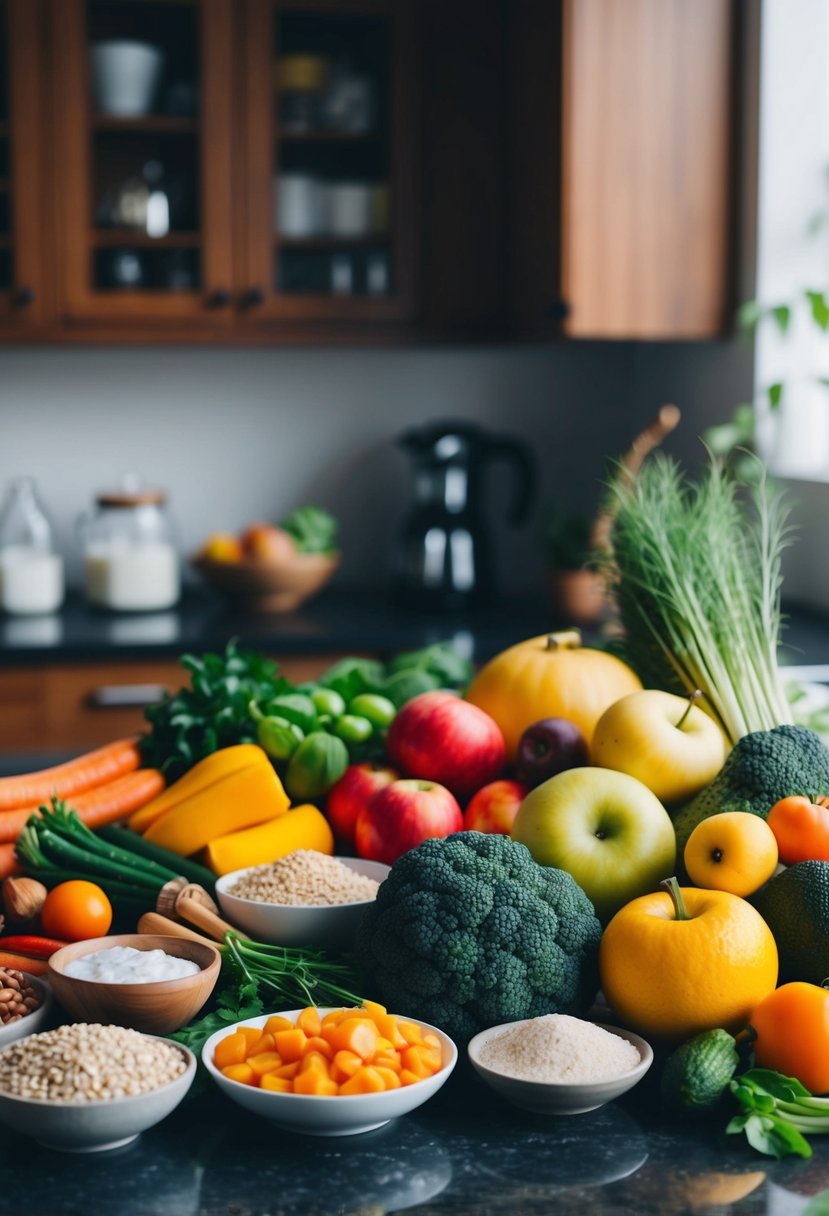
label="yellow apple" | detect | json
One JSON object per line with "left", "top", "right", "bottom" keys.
{"left": 511, "top": 765, "right": 676, "bottom": 923}
{"left": 590, "top": 690, "right": 728, "bottom": 805}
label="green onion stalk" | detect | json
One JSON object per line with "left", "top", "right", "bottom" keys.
{"left": 603, "top": 453, "right": 794, "bottom": 745}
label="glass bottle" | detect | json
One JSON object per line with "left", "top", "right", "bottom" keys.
{"left": 0, "top": 477, "right": 64, "bottom": 615}
{"left": 79, "top": 474, "right": 180, "bottom": 612}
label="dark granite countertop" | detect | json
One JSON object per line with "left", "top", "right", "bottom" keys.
{"left": 1, "top": 587, "right": 828, "bottom": 673}
{"left": 1, "top": 1051, "right": 821, "bottom": 1215}
{"left": 0, "top": 588, "right": 561, "bottom": 668}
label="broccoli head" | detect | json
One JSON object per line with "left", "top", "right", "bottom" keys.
{"left": 356, "top": 831, "right": 602, "bottom": 1042}
{"left": 673, "top": 724, "right": 829, "bottom": 859}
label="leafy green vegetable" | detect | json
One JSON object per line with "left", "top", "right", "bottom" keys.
{"left": 280, "top": 505, "right": 338, "bottom": 554}
{"left": 315, "top": 657, "right": 386, "bottom": 704}
{"left": 172, "top": 933, "right": 363, "bottom": 1061}
{"left": 357, "top": 831, "right": 602, "bottom": 1042}
{"left": 604, "top": 453, "right": 793, "bottom": 745}
{"left": 725, "top": 1068, "right": 829, "bottom": 1159}
{"left": 386, "top": 642, "right": 473, "bottom": 690}
{"left": 140, "top": 640, "right": 291, "bottom": 780}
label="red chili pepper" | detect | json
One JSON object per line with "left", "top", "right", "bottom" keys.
{"left": 0, "top": 935, "right": 67, "bottom": 959}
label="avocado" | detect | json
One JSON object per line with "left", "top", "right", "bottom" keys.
{"left": 752, "top": 861, "right": 829, "bottom": 985}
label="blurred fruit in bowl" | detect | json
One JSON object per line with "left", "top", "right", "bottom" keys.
{"left": 192, "top": 507, "right": 339, "bottom": 613}
{"left": 199, "top": 532, "right": 245, "bottom": 563}
{"left": 240, "top": 522, "right": 297, "bottom": 563}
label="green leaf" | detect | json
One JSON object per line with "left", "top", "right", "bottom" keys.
{"left": 806, "top": 290, "right": 829, "bottom": 331}
{"left": 772, "top": 304, "right": 792, "bottom": 335}
{"left": 742, "top": 1069, "right": 812, "bottom": 1101}
{"left": 768, "top": 382, "right": 784, "bottom": 410}
{"left": 737, "top": 299, "right": 763, "bottom": 332}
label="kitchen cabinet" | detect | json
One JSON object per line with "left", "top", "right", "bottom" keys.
{"left": 49, "top": 0, "right": 417, "bottom": 338}
{"left": 0, "top": 0, "right": 49, "bottom": 333}
{"left": 0, "top": 0, "right": 744, "bottom": 344}
{"left": 507, "top": 0, "right": 740, "bottom": 340}
{"left": 0, "top": 654, "right": 348, "bottom": 754}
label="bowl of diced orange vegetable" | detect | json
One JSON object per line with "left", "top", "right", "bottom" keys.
{"left": 201, "top": 1002, "right": 458, "bottom": 1137}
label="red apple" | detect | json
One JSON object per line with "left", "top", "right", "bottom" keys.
{"left": 354, "top": 778, "right": 463, "bottom": 865}
{"left": 240, "top": 522, "right": 297, "bottom": 563}
{"left": 325, "top": 761, "right": 399, "bottom": 846}
{"left": 516, "top": 717, "right": 589, "bottom": 787}
{"left": 463, "top": 779, "right": 529, "bottom": 835}
{"left": 385, "top": 690, "right": 506, "bottom": 798}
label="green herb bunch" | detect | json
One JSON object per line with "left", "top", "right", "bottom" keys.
{"left": 140, "top": 640, "right": 291, "bottom": 781}
{"left": 604, "top": 453, "right": 794, "bottom": 745}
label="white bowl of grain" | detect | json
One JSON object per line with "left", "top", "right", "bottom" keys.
{"left": 215, "top": 851, "right": 391, "bottom": 949}
{"left": 467, "top": 1014, "right": 653, "bottom": 1116}
{"left": 0, "top": 1022, "right": 196, "bottom": 1151}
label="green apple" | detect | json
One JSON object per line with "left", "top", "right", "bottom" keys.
{"left": 511, "top": 766, "right": 676, "bottom": 923}
{"left": 590, "top": 689, "right": 728, "bottom": 804}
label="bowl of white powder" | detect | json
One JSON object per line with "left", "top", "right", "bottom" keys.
{"left": 216, "top": 851, "right": 390, "bottom": 948}
{"left": 467, "top": 1014, "right": 653, "bottom": 1115}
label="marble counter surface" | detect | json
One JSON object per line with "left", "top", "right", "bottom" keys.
{"left": 1, "top": 1054, "right": 823, "bottom": 1216}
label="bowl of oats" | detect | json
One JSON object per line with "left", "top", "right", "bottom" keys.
{"left": 215, "top": 850, "right": 390, "bottom": 949}
{"left": 0, "top": 1022, "right": 196, "bottom": 1152}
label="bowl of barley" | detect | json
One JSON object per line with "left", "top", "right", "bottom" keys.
{"left": 0, "top": 1022, "right": 196, "bottom": 1152}
{"left": 215, "top": 850, "right": 390, "bottom": 948}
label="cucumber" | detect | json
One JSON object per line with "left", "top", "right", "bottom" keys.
{"left": 661, "top": 1028, "right": 740, "bottom": 1118}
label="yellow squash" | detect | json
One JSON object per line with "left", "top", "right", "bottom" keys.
{"left": 143, "top": 754, "right": 290, "bottom": 856}
{"left": 129, "top": 743, "right": 267, "bottom": 833}
{"left": 465, "top": 629, "right": 642, "bottom": 761}
{"left": 205, "top": 803, "right": 334, "bottom": 876}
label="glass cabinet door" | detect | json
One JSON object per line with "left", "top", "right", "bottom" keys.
{"left": 52, "top": 0, "right": 234, "bottom": 324}
{"left": 0, "top": 1, "right": 46, "bottom": 328}
{"left": 240, "top": 0, "right": 416, "bottom": 325}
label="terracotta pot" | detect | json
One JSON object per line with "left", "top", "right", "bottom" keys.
{"left": 548, "top": 567, "right": 608, "bottom": 625}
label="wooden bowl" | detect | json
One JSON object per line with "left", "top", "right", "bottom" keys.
{"left": 47, "top": 934, "right": 222, "bottom": 1036}
{"left": 192, "top": 551, "right": 339, "bottom": 612}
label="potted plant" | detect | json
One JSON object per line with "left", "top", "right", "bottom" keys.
{"left": 540, "top": 506, "right": 607, "bottom": 625}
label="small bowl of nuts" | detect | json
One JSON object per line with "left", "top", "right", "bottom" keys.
{"left": 0, "top": 1022, "right": 196, "bottom": 1152}
{"left": 0, "top": 969, "right": 52, "bottom": 1048}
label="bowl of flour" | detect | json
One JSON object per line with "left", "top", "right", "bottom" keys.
{"left": 467, "top": 1014, "right": 653, "bottom": 1115}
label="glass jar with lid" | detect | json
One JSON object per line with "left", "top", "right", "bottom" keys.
{"left": 79, "top": 476, "right": 180, "bottom": 612}
{"left": 0, "top": 477, "right": 64, "bottom": 615}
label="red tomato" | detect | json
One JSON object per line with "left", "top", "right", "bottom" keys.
{"left": 766, "top": 795, "right": 829, "bottom": 864}
{"left": 40, "top": 880, "right": 112, "bottom": 942}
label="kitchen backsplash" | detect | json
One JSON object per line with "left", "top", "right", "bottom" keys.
{"left": 0, "top": 341, "right": 750, "bottom": 599}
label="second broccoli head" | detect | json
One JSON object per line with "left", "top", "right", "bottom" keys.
{"left": 356, "top": 830, "right": 603, "bottom": 1042}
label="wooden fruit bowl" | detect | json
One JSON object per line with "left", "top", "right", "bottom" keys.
{"left": 192, "top": 551, "right": 339, "bottom": 613}
{"left": 48, "top": 934, "right": 221, "bottom": 1036}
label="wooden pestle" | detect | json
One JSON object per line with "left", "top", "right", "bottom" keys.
{"left": 137, "top": 911, "right": 217, "bottom": 947}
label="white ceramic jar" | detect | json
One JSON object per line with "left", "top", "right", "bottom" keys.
{"left": 80, "top": 480, "right": 180, "bottom": 612}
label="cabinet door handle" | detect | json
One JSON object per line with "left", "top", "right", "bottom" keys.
{"left": 12, "top": 287, "right": 34, "bottom": 308}
{"left": 86, "top": 684, "right": 168, "bottom": 709}
{"left": 241, "top": 287, "right": 265, "bottom": 308}
{"left": 205, "top": 289, "right": 231, "bottom": 309}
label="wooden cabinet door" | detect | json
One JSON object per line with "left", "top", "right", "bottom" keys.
{"left": 238, "top": 0, "right": 417, "bottom": 330}
{"left": 0, "top": 0, "right": 49, "bottom": 331}
{"left": 51, "top": 0, "right": 235, "bottom": 328}
{"left": 509, "top": 0, "right": 736, "bottom": 340}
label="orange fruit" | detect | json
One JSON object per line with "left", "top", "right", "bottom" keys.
{"left": 40, "top": 879, "right": 112, "bottom": 941}
{"left": 599, "top": 883, "right": 778, "bottom": 1041}
{"left": 684, "top": 811, "right": 779, "bottom": 897}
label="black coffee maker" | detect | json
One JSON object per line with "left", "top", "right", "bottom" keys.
{"left": 391, "top": 419, "right": 535, "bottom": 610}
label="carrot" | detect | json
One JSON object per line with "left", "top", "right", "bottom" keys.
{"left": 0, "top": 768, "right": 165, "bottom": 844}
{"left": 0, "top": 738, "right": 142, "bottom": 812}
{"left": 0, "top": 843, "right": 20, "bottom": 879}
{"left": 0, "top": 950, "right": 48, "bottom": 976}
